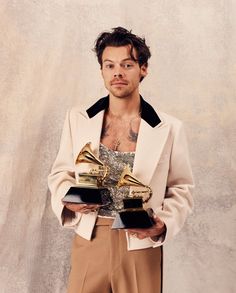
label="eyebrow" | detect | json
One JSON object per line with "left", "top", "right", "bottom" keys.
{"left": 103, "top": 58, "right": 136, "bottom": 63}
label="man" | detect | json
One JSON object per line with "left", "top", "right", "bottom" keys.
{"left": 48, "top": 27, "right": 194, "bottom": 293}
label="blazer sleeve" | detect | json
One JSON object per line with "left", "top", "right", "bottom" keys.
{"left": 154, "top": 121, "right": 194, "bottom": 245}
{"left": 48, "top": 110, "right": 82, "bottom": 227}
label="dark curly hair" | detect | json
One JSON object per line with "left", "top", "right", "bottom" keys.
{"left": 93, "top": 27, "right": 151, "bottom": 74}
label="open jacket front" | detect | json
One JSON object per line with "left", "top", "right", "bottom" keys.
{"left": 48, "top": 96, "right": 194, "bottom": 251}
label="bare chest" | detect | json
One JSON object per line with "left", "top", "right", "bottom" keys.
{"left": 100, "top": 115, "right": 141, "bottom": 152}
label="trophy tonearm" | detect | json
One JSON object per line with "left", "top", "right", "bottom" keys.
{"left": 117, "top": 165, "right": 152, "bottom": 203}
{"left": 75, "top": 142, "right": 109, "bottom": 187}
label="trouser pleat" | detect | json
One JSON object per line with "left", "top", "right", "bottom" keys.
{"left": 67, "top": 217, "right": 162, "bottom": 293}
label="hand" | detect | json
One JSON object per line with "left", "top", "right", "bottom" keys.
{"left": 127, "top": 215, "right": 166, "bottom": 240}
{"left": 63, "top": 202, "right": 100, "bottom": 214}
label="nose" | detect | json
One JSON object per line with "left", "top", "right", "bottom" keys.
{"left": 114, "top": 65, "right": 124, "bottom": 78}
{"left": 114, "top": 73, "right": 122, "bottom": 78}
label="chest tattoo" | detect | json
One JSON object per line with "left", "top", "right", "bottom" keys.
{"left": 100, "top": 114, "right": 140, "bottom": 151}
{"left": 128, "top": 126, "right": 138, "bottom": 142}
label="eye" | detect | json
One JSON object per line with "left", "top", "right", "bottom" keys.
{"left": 104, "top": 63, "right": 114, "bottom": 69}
{"left": 122, "top": 63, "right": 134, "bottom": 69}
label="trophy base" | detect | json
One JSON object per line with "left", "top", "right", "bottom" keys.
{"left": 62, "top": 186, "right": 111, "bottom": 205}
{"left": 111, "top": 208, "right": 155, "bottom": 229}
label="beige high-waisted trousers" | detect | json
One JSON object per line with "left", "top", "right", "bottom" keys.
{"left": 67, "top": 217, "right": 163, "bottom": 293}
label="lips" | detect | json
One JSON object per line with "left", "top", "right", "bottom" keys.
{"left": 111, "top": 81, "right": 128, "bottom": 86}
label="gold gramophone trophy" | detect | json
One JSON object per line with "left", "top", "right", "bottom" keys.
{"left": 62, "top": 142, "right": 111, "bottom": 205}
{"left": 112, "top": 165, "right": 154, "bottom": 229}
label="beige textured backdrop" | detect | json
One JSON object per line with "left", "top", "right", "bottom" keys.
{"left": 0, "top": 1, "right": 235, "bottom": 292}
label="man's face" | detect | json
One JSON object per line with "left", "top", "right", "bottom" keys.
{"left": 101, "top": 45, "right": 147, "bottom": 99}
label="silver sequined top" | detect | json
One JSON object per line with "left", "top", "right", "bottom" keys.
{"left": 98, "top": 143, "right": 135, "bottom": 218}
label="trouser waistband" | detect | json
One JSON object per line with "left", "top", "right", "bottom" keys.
{"left": 95, "top": 216, "right": 114, "bottom": 226}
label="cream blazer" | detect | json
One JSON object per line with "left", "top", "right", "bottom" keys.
{"left": 48, "top": 101, "right": 194, "bottom": 251}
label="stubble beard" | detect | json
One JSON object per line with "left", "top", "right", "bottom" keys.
{"left": 108, "top": 83, "right": 138, "bottom": 100}
{"left": 110, "top": 89, "right": 131, "bottom": 99}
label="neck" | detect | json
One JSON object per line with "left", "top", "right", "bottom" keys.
{"left": 108, "top": 92, "right": 141, "bottom": 118}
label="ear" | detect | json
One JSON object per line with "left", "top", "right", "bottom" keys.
{"left": 101, "top": 66, "right": 104, "bottom": 78}
{"left": 140, "top": 64, "right": 148, "bottom": 78}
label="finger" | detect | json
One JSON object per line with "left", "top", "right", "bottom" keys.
{"left": 80, "top": 205, "right": 100, "bottom": 213}
{"left": 137, "top": 234, "right": 147, "bottom": 240}
{"left": 82, "top": 207, "right": 97, "bottom": 212}
{"left": 128, "top": 232, "right": 139, "bottom": 238}
{"left": 128, "top": 230, "right": 145, "bottom": 238}
{"left": 89, "top": 204, "right": 100, "bottom": 209}
{"left": 153, "top": 215, "right": 164, "bottom": 225}
{"left": 65, "top": 204, "right": 88, "bottom": 212}
{"left": 127, "top": 228, "right": 146, "bottom": 234}
{"left": 128, "top": 229, "right": 154, "bottom": 239}
{"left": 65, "top": 203, "right": 100, "bottom": 213}
{"left": 79, "top": 204, "right": 99, "bottom": 209}
{"left": 134, "top": 232, "right": 149, "bottom": 239}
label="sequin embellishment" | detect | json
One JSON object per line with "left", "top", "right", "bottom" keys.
{"left": 98, "top": 143, "right": 135, "bottom": 217}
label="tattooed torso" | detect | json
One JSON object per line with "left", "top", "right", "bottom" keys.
{"left": 100, "top": 111, "right": 141, "bottom": 152}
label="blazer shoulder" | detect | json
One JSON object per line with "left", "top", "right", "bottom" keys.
{"left": 67, "top": 106, "right": 89, "bottom": 119}
{"left": 157, "top": 110, "right": 183, "bottom": 129}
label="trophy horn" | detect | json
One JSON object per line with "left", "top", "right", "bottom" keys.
{"left": 117, "top": 165, "right": 152, "bottom": 203}
{"left": 117, "top": 165, "right": 145, "bottom": 188}
{"left": 75, "top": 142, "right": 104, "bottom": 166}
